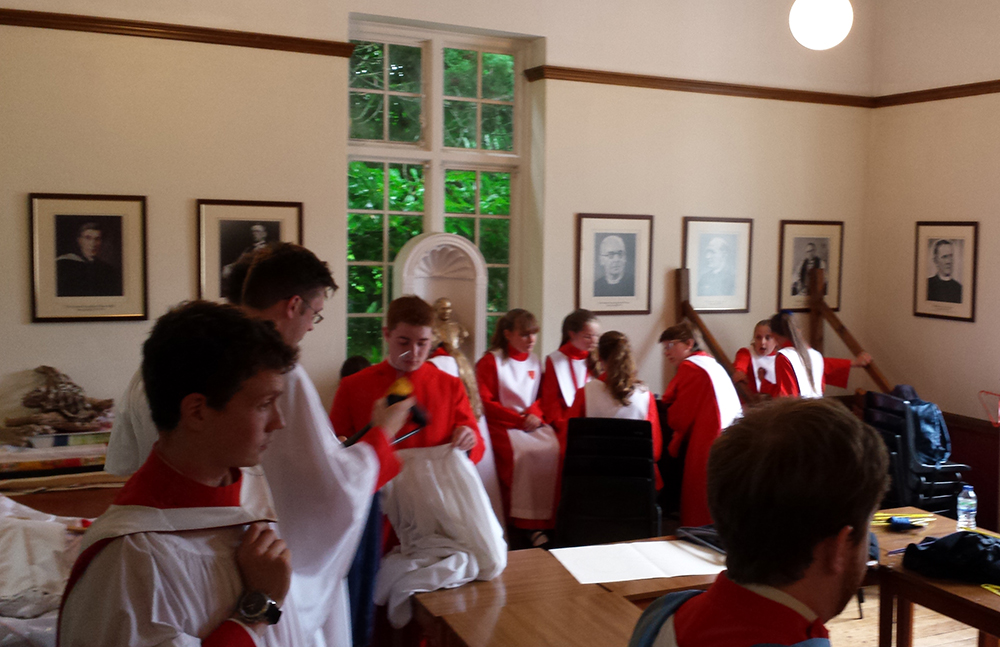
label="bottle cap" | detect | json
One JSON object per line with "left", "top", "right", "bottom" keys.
{"left": 963, "top": 484, "right": 973, "bottom": 491}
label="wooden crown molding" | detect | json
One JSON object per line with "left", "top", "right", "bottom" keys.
{"left": 0, "top": 8, "right": 354, "bottom": 57}
{"left": 526, "top": 65, "right": 1000, "bottom": 109}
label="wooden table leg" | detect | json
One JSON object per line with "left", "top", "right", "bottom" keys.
{"left": 879, "top": 575, "right": 894, "bottom": 647}
{"left": 979, "top": 632, "right": 1000, "bottom": 647}
{"left": 896, "top": 597, "right": 914, "bottom": 647}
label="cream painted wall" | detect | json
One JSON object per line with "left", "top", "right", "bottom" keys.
{"left": 874, "top": 0, "right": 1000, "bottom": 95}
{"left": 538, "top": 80, "right": 878, "bottom": 396}
{"left": 865, "top": 95, "right": 1000, "bottom": 417}
{"left": 0, "top": 27, "right": 348, "bottom": 407}
{"left": 4, "top": 0, "right": 877, "bottom": 94}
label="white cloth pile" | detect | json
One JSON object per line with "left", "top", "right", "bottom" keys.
{"left": 376, "top": 445, "right": 507, "bottom": 628}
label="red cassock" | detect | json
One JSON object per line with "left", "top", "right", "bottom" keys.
{"left": 661, "top": 352, "right": 742, "bottom": 527}
{"left": 330, "top": 360, "right": 483, "bottom": 484}
{"left": 772, "top": 344, "right": 851, "bottom": 398}
{"left": 476, "top": 347, "right": 555, "bottom": 529}
{"left": 732, "top": 347, "right": 778, "bottom": 397}
{"left": 540, "top": 343, "right": 592, "bottom": 429}
{"left": 565, "top": 377, "right": 664, "bottom": 489}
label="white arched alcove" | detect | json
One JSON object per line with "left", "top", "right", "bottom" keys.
{"left": 394, "top": 233, "right": 488, "bottom": 360}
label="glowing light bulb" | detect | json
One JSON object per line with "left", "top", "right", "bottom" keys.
{"left": 789, "top": 0, "right": 854, "bottom": 51}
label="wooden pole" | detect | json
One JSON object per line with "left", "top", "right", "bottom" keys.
{"left": 818, "top": 301, "right": 893, "bottom": 394}
{"left": 808, "top": 268, "right": 825, "bottom": 354}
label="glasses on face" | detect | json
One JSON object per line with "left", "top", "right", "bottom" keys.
{"left": 601, "top": 251, "right": 625, "bottom": 260}
{"left": 301, "top": 300, "right": 324, "bottom": 325}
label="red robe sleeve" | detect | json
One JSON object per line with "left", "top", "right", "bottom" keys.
{"left": 732, "top": 347, "right": 752, "bottom": 375}
{"left": 329, "top": 373, "right": 401, "bottom": 489}
{"left": 773, "top": 353, "right": 800, "bottom": 398}
{"left": 540, "top": 356, "right": 569, "bottom": 427}
{"left": 202, "top": 620, "right": 258, "bottom": 647}
{"left": 663, "top": 362, "right": 715, "bottom": 457}
{"left": 823, "top": 357, "right": 852, "bottom": 390}
{"left": 647, "top": 391, "right": 663, "bottom": 463}
{"left": 476, "top": 353, "right": 531, "bottom": 429}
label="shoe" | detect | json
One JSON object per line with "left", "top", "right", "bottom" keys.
{"left": 529, "top": 531, "right": 550, "bottom": 548}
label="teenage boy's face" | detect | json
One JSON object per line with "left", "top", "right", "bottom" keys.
{"left": 205, "top": 369, "right": 285, "bottom": 467}
{"left": 384, "top": 323, "right": 433, "bottom": 373}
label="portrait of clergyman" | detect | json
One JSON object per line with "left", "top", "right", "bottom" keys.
{"left": 697, "top": 233, "right": 738, "bottom": 297}
{"left": 54, "top": 214, "right": 124, "bottom": 297}
{"left": 790, "top": 237, "right": 829, "bottom": 297}
{"left": 593, "top": 232, "right": 636, "bottom": 297}
{"left": 218, "top": 219, "right": 281, "bottom": 293}
{"left": 925, "top": 238, "right": 964, "bottom": 304}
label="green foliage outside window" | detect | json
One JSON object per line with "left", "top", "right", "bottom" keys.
{"left": 350, "top": 41, "right": 422, "bottom": 142}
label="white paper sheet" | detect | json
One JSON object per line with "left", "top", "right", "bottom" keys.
{"left": 550, "top": 539, "right": 726, "bottom": 584}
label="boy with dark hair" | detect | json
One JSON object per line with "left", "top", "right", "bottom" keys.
{"left": 60, "top": 301, "right": 301, "bottom": 646}
{"left": 105, "top": 244, "right": 411, "bottom": 647}
{"left": 630, "top": 398, "right": 889, "bottom": 647}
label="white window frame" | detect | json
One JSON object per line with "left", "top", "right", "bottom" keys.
{"left": 347, "top": 20, "right": 527, "bottom": 352}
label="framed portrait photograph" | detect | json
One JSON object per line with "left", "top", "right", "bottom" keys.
{"left": 198, "top": 200, "right": 303, "bottom": 300}
{"left": 30, "top": 193, "right": 147, "bottom": 322}
{"left": 913, "top": 221, "right": 978, "bottom": 322}
{"left": 682, "top": 217, "right": 753, "bottom": 313}
{"left": 778, "top": 220, "right": 844, "bottom": 312}
{"left": 576, "top": 214, "right": 653, "bottom": 315}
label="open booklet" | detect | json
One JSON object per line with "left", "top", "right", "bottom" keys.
{"left": 550, "top": 539, "right": 726, "bottom": 585}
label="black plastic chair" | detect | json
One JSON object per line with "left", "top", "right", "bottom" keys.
{"left": 864, "top": 391, "right": 969, "bottom": 515}
{"left": 556, "top": 418, "right": 661, "bottom": 547}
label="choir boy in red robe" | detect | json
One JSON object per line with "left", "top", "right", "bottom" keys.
{"left": 659, "top": 323, "right": 742, "bottom": 527}
{"left": 476, "top": 309, "right": 555, "bottom": 544}
{"left": 769, "top": 312, "right": 870, "bottom": 399}
{"left": 629, "top": 398, "right": 888, "bottom": 647}
{"left": 566, "top": 331, "right": 663, "bottom": 487}
{"left": 731, "top": 319, "right": 778, "bottom": 397}
{"left": 540, "top": 309, "right": 600, "bottom": 430}
{"left": 331, "top": 295, "right": 482, "bottom": 481}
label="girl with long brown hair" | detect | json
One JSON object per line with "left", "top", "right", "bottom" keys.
{"left": 565, "top": 331, "right": 663, "bottom": 488}
{"left": 769, "top": 312, "right": 870, "bottom": 398}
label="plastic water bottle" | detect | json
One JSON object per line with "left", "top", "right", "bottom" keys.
{"left": 957, "top": 485, "right": 977, "bottom": 531}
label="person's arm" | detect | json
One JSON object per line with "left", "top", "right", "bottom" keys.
{"left": 539, "top": 357, "right": 568, "bottom": 427}
{"left": 329, "top": 375, "right": 400, "bottom": 489}
{"left": 822, "top": 357, "right": 853, "bottom": 390}
{"left": 730, "top": 348, "right": 751, "bottom": 386}
{"left": 664, "top": 364, "right": 709, "bottom": 458}
{"left": 476, "top": 354, "right": 528, "bottom": 429}
{"left": 450, "top": 375, "right": 484, "bottom": 463}
{"left": 773, "top": 354, "right": 801, "bottom": 397}
{"left": 647, "top": 391, "right": 663, "bottom": 463}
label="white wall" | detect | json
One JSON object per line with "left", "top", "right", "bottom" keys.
{"left": 6, "top": 0, "right": 878, "bottom": 94}
{"left": 874, "top": 0, "right": 1000, "bottom": 95}
{"left": 0, "top": 26, "right": 348, "bottom": 406}
{"left": 538, "top": 80, "right": 877, "bottom": 395}
{"left": 865, "top": 95, "right": 1000, "bottom": 417}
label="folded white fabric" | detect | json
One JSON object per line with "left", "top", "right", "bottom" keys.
{"left": 376, "top": 445, "right": 507, "bottom": 627}
{"left": 0, "top": 496, "right": 81, "bottom": 619}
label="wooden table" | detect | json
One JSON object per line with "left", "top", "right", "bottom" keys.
{"left": 876, "top": 507, "right": 1000, "bottom": 647}
{"left": 414, "top": 548, "right": 642, "bottom": 647}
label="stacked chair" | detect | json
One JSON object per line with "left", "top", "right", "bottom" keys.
{"left": 555, "top": 418, "right": 661, "bottom": 547}
{"left": 863, "top": 389, "right": 969, "bottom": 515}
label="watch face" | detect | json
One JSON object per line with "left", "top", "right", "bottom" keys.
{"left": 240, "top": 591, "right": 268, "bottom": 616}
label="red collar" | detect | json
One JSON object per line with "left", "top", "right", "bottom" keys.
{"left": 506, "top": 345, "right": 530, "bottom": 361}
{"left": 430, "top": 346, "right": 450, "bottom": 358}
{"left": 558, "top": 342, "right": 590, "bottom": 360}
{"left": 114, "top": 448, "right": 243, "bottom": 509}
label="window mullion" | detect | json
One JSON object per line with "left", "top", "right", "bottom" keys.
{"left": 425, "top": 37, "right": 446, "bottom": 233}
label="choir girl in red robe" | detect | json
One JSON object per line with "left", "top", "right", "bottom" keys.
{"left": 731, "top": 320, "right": 778, "bottom": 397}
{"left": 476, "top": 309, "right": 559, "bottom": 541}
{"left": 659, "top": 322, "right": 742, "bottom": 527}
{"left": 540, "top": 309, "right": 599, "bottom": 430}
{"left": 768, "top": 312, "right": 871, "bottom": 399}
{"left": 565, "top": 331, "right": 663, "bottom": 488}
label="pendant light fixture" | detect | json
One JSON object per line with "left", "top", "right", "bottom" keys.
{"left": 789, "top": 0, "right": 854, "bottom": 51}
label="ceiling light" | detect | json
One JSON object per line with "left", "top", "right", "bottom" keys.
{"left": 789, "top": 0, "right": 854, "bottom": 51}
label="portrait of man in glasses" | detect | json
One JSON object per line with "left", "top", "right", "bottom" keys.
{"left": 593, "top": 233, "right": 636, "bottom": 297}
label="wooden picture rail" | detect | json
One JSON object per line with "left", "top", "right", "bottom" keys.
{"left": 807, "top": 268, "right": 892, "bottom": 393}
{"left": 674, "top": 269, "right": 757, "bottom": 404}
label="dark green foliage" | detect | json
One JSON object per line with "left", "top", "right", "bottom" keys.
{"left": 350, "top": 41, "right": 383, "bottom": 90}
{"left": 445, "top": 170, "right": 476, "bottom": 213}
{"left": 347, "top": 317, "right": 384, "bottom": 364}
{"left": 445, "top": 217, "right": 474, "bottom": 242}
{"left": 350, "top": 93, "right": 383, "bottom": 140}
{"left": 388, "top": 164, "right": 424, "bottom": 212}
{"left": 444, "top": 48, "right": 477, "bottom": 97}
{"left": 348, "top": 266, "right": 383, "bottom": 314}
{"left": 388, "top": 45, "right": 421, "bottom": 92}
{"left": 389, "top": 216, "right": 423, "bottom": 261}
{"left": 487, "top": 267, "right": 509, "bottom": 313}
{"left": 480, "top": 172, "right": 510, "bottom": 215}
{"left": 348, "top": 161, "right": 384, "bottom": 210}
{"left": 481, "top": 53, "right": 514, "bottom": 100}
{"left": 389, "top": 97, "right": 421, "bottom": 142}
{"left": 481, "top": 104, "right": 513, "bottom": 151}
{"left": 444, "top": 100, "right": 477, "bottom": 148}
{"left": 479, "top": 218, "right": 510, "bottom": 264}
{"left": 347, "top": 214, "right": 383, "bottom": 262}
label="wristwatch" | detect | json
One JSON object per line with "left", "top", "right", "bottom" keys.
{"left": 237, "top": 591, "right": 282, "bottom": 625}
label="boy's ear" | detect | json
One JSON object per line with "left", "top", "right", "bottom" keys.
{"left": 178, "top": 392, "right": 210, "bottom": 430}
{"left": 284, "top": 295, "right": 303, "bottom": 321}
